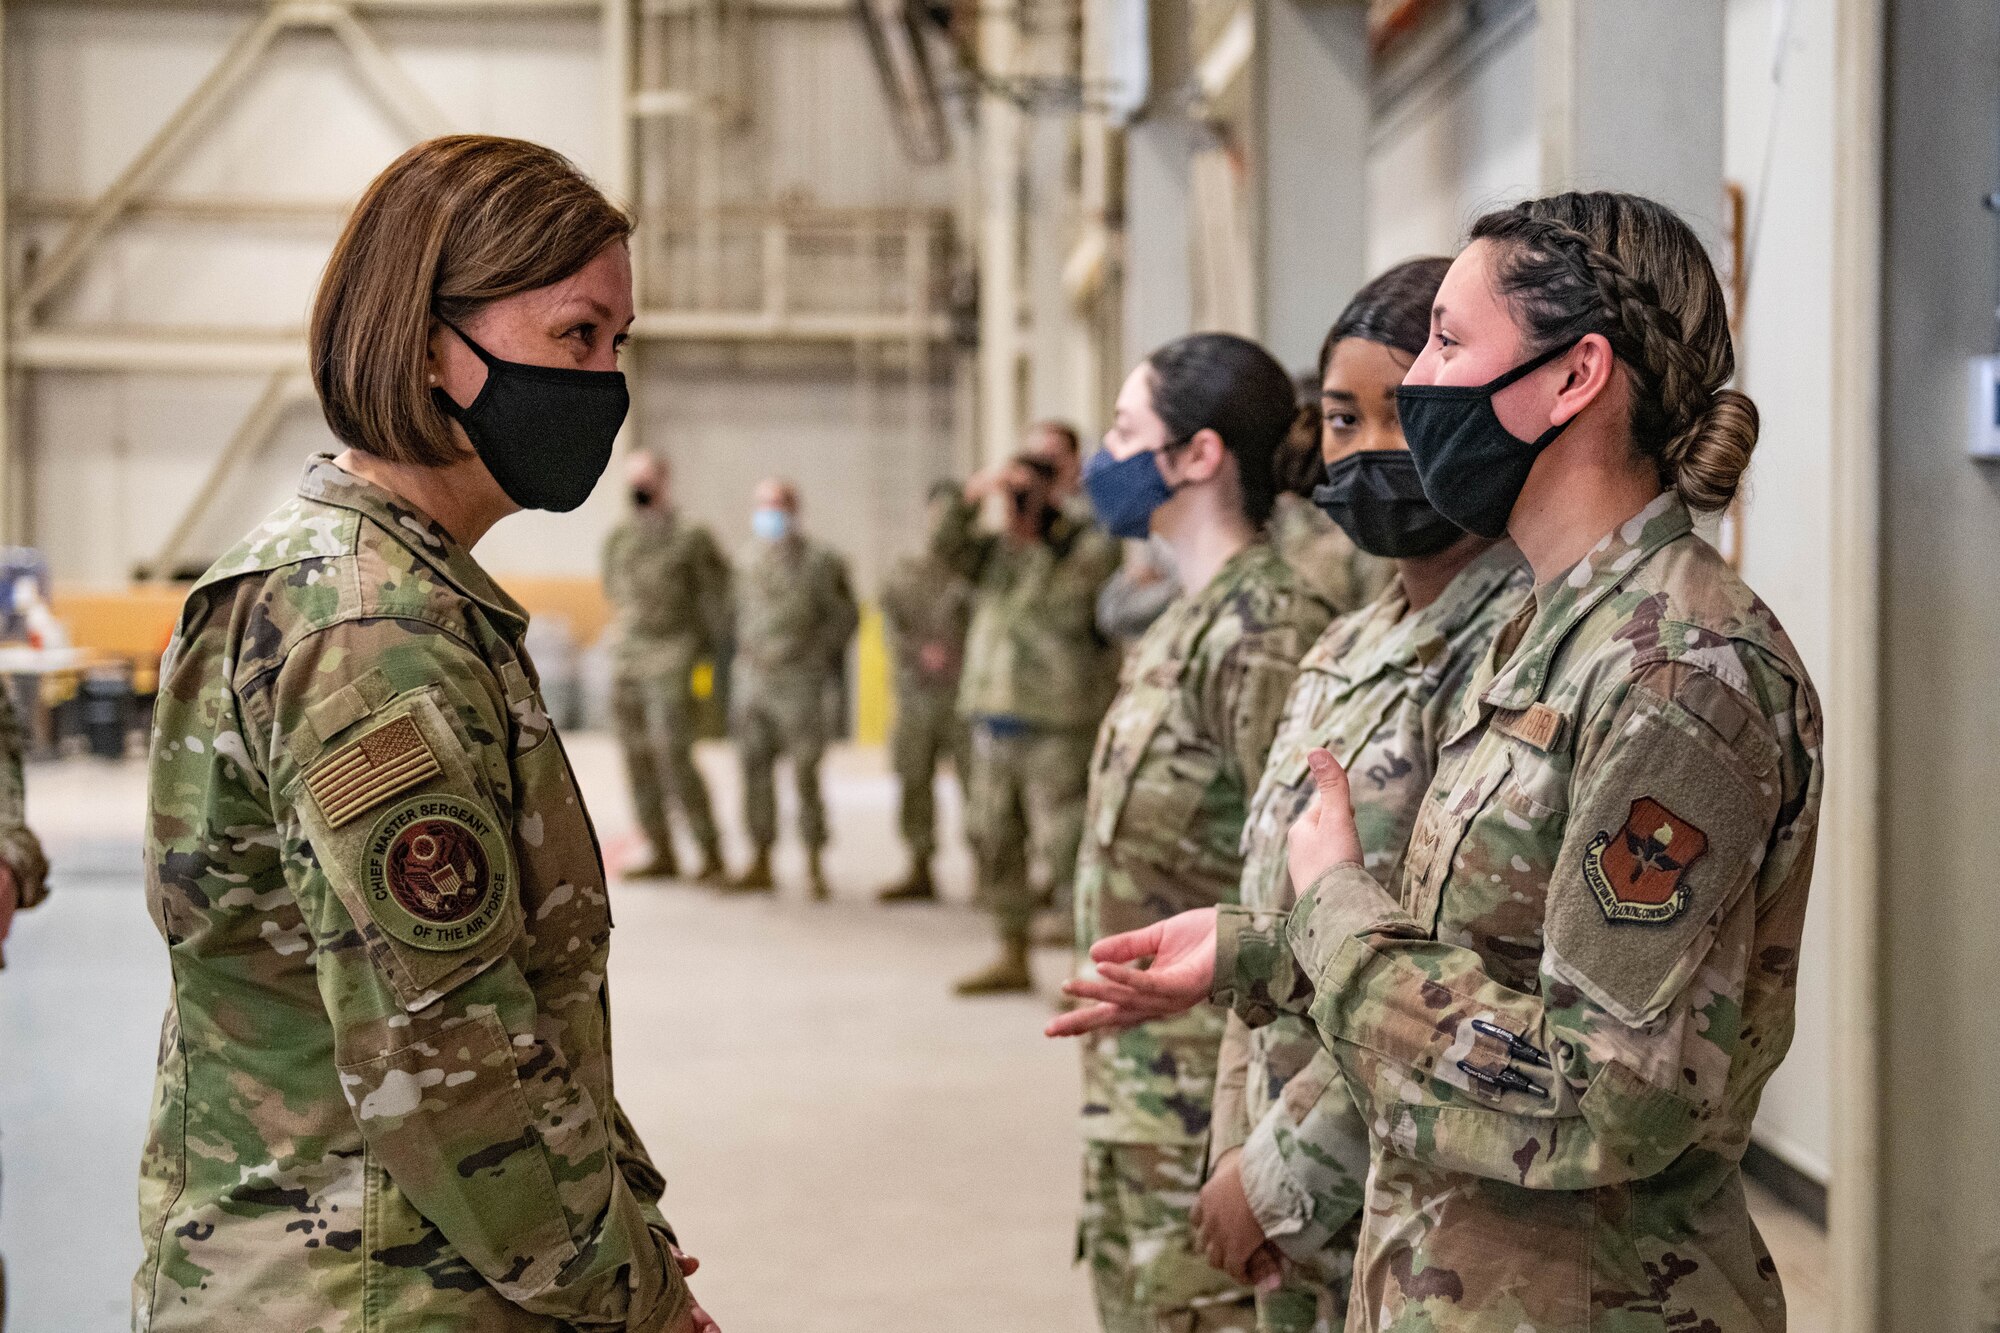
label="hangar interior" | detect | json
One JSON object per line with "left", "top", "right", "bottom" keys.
{"left": 2, "top": 0, "right": 1997, "bottom": 1328}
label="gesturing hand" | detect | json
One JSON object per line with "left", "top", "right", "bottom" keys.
{"left": 1044, "top": 907, "right": 1219, "bottom": 1037}
{"left": 1285, "top": 749, "right": 1363, "bottom": 897}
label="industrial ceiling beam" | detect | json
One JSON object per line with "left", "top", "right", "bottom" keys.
{"left": 13, "top": 2, "right": 291, "bottom": 320}
{"left": 145, "top": 369, "right": 312, "bottom": 580}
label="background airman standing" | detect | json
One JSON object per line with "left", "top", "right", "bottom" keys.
{"left": 728, "top": 478, "right": 859, "bottom": 899}
{"left": 877, "top": 481, "right": 975, "bottom": 903}
{"left": 938, "top": 427, "right": 1120, "bottom": 994}
{"left": 0, "top": 683, "right": 50, "bottom": 1329}
{"left": 603, "top": 452, "right": 732, "bottom": 882}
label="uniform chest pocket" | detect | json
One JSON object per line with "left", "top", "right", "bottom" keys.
{"left": 496, "top": 663, "right": 613, "bottom": 938}
{"left": 1400, "top": 746, "right": 1513, "bottom": 932}
{"left": 1090, "top": 673, "right": 1221, "bottom": 864}
{"left": 498, "top": 659, "right": 555, "bottom": 757}
{"left": 1412, "top": 740, "right": 1572, "bottom": 990}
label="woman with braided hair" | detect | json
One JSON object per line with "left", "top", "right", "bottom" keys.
{"left": 1049, "top": 190, "right": 1823, "bottom": 1333}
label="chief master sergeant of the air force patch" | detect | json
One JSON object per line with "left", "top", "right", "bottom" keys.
{"left": 362, "top": 793, "right": 512, "bottom": 950}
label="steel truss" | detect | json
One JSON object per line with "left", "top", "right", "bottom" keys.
{"left": 0, "top": 0, "right": 956, "bottom": 566}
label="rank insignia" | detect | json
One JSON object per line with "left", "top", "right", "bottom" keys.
{"left": 1582, "top": 797, "right": 1708, "bottom": 924}
{"left": 306, "top": 714, "right": 442, "bottom": 828}
{"left": 362, "top": 794, "right": 512, "bottom": 951}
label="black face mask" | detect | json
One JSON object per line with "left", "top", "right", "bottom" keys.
{"left": 1312, "top": 451, "right": 1464, "bottom": 558}
{"left": 1395, "top": 341, "right": 1575, "bottom": 539}
{"left": 432, "top": 318, "right": 628, "bottom": 513}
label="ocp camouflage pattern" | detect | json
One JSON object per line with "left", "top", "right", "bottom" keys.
{"left": 1266, "top": 494, "right": 1393, "bottom": 620}
{"left": 603, "top": 507, "right": 733, "bottom": 676}
{"left": 934, "top": 496, "right": 1121, "bottom": 729}
{"left": 881, "top": 531, "right": 975, "bottom": 862}
{"left": 730, "top": 532, "right": 857, "bottom": 853}
{"left": 603, "top": 508, "right": 731, "bottom": 861}
{"left": 1212, "top": 495, "right": 1823, "bottom": 1333}
{"left": 0, "top": 682, "right": 48, "bottom": 909}
{"left": 1211, "top": 543, "right": 1527, "bottom": 1314}
{"left": 1077, "top": 543, "right": 1331, "bottom": 1148}
{"left": 136, "top": 455, "right": 692, "bottom": 1331}
{"left": 732, "top": 532, "right": 856, "bottom": 685}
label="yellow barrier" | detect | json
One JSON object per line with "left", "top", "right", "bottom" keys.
{"left": 854, "top": 606, "right": 890, "bottom": 747}
{"left": 50, "top": 578, "right": 896, "bottom": 747}
{"left": 48, "top": 585, "right": 186, "bottom": 662}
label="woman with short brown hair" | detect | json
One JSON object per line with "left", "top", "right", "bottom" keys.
{"left": 137, "top": 136, "right": 717, "bottom": 1332}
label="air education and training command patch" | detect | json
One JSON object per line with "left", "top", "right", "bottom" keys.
{"left": 1581, "top": 796, "right": 1709, "bottom": 925}
{"left": 362, "top": 794, "right": 513, "bottom": 951}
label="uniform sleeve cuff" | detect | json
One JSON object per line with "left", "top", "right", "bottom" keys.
{"left": 1284, "top": 863, "right": 1412, "bottom": 985}
{"left": 1238, "top": 1109, "right": 1311, "bottom": 1246}
{"left": 1208, "top": 1119, "right": 1250, "bottom": 1167}
{"left": 1211, "top": 905, "right": 1306, "bottom": 1028}
{"left": 632, "top": 1226, "right": 695, "bottom": 1333}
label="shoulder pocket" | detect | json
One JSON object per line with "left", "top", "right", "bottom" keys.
{"left": 288, "top": 688, "right": 522, "bottom": 1010}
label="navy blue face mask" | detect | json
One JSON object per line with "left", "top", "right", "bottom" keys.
{"left": 1395, "top": 341, "right": 1575, "bottom": 539}
{"left": 432, "top": 318, "right": 629, "bottom": 513}
{"left": 1082, "top": 445, "right": 1179, "bottom": 540}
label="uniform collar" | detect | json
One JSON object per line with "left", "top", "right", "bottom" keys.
{"left": 298, "top": 454, "right": 530, "bottom": 633}
{"left": 1482, "top": 492, "right": 1691, "bottom": 710}
{"left": 1146, "top": 541, "right": 1274, "bottom": 660}
{"left": 753, "top": 532, "right": 807, "bottom": 565}
{"left": 1320, "top": 541, "right": 1526, "bottom": 685}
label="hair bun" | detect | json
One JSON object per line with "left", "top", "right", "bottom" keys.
{"left": 1670, "top": 387, "right": 1758, "bottom": 512}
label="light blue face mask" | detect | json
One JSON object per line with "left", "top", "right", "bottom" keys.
{"left": 752, "top": 506, "right": 792, "bottom": 542}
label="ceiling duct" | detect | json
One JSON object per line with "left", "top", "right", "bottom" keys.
{"left": 856, "top": 0, "right": 952, "bottom": 164}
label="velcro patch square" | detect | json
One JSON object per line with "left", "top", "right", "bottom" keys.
{"left": 306, "top": 714, "right": 443, "bottom": 828}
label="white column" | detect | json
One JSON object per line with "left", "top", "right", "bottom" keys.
{"left": 976, "top": 2, "right": 1025, "bottom": 469}
{"left": 1120, "top": 4, "right": 1194, "bottom": 365}
{"left": 1538, "top": 0, "right": 1727, "bottom": 243}
{"left": 1254, "top": 0, "right": 1369, "bottom": 371}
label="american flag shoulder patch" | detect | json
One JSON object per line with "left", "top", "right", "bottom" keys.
{"left": 306, "top": 713, "right": 443, "bottom": 829}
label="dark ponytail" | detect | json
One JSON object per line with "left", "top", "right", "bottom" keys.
{"left": 1145, "top": 332, "right": 1296, "bottom": 527}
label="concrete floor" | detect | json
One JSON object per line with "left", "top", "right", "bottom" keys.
{"left": 0, "top": 736, "right": 1828, "bottom": 1332}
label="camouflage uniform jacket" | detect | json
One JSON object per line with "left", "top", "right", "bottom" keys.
{"left": 137, "top": 456, "right": 692, "bottom": 1331}
{"left": 1212, "top": 495, "right": 1823, "bottom": 1333}
{"left": 879, "top": 552, "right": 973, "bottom": 697}
{"left": 734, "top": 535, "right": 857, "bottom": 685}
{"left": 934, "top": 496, "right": 1121, "bottom": 728}
{"left": 1077, "top": 543, "right": 1331, "bottom": 1145}
{"left": 1210, "top": 545, "right": 1528, "bottom": 1283}
{"left": 602, "top": 510, "right": 732, "bottom": 675}
{"left": 0, "top": 683, "right": 49, "bottom": 909}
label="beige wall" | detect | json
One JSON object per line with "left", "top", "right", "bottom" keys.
{"left": 7, "top": 2, "right": 959, "bottom": 595}
{"left": 1364, "top": 15, "right": 1539, "bottom": 273}
{"left": 1878, "top": 1, "right": 2000, "bottom": 1323}
{"left": 1721, "top": 0, "right": 1838, "bottom": 1186}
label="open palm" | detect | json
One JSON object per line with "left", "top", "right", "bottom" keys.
{"left": 1044, "top": 908, "right": 1219, "bottom": 1037}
